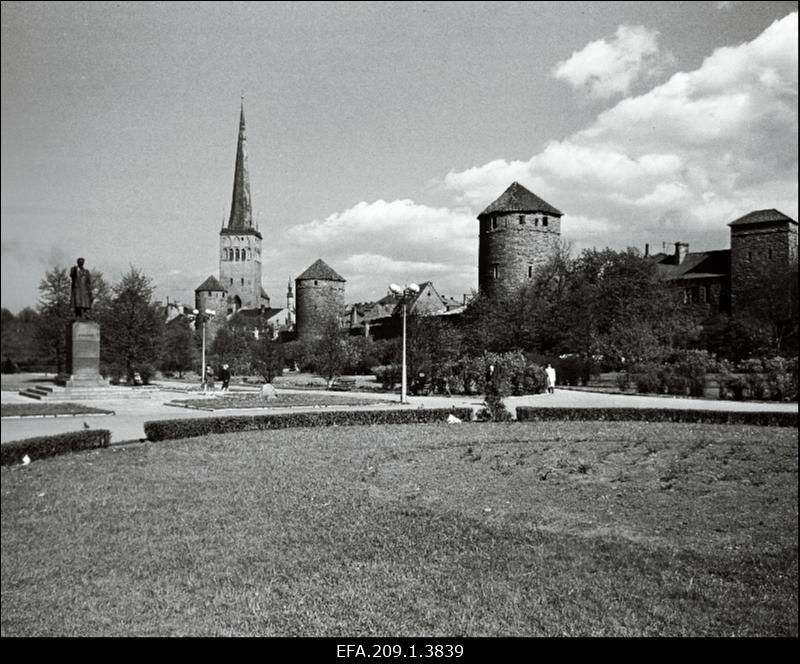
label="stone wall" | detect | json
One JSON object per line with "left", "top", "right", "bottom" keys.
{"left": 219, "top": 231, "right": 263, "bottom": 310}
{"left": 295, "top": 279, "right": 346, "bottom": 339}
{"left": 730, "top": 222, "right": 799, "bottom": 314}
{"left": 478, "top": 212, "right": 561, "bottom": 299}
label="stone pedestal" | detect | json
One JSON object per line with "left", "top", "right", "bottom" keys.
{"left": 56, "top": 320, "right": 109, "bottom": 388}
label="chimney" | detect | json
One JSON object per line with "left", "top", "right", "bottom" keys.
{"left": 674, "top": 242, "right": 689, "bottom": 264}
{"left": 644, "top": 243, "right": 649, "bottom": 257}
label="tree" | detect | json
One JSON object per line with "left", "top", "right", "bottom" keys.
{"left": 161, "top": 318, "right": 197, "bottom": 377}
{"left": 209, "top": 323, "right": 251, "bottom": 374}
{"left": 1, "top": 307, "right": 40, "bottom": 371}
{"left": 98, "top": 267, "right": 163, "bottom": 382}
{"left": 35, "top": 267, "right": 73, "bottom": 373}
{"left": 35, "top": 266, "right": 110, "bottom": 373}
{"left": 311, "top": 315, "right": 350, "bottom": 387}
{"left": 250, "top": 334, "right": 284, "bottom": 383}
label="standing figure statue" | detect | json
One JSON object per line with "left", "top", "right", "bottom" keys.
{"left": 70, "top": 257, "right": 93, "bottom": 320}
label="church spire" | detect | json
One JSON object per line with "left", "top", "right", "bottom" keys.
{"left": 226, "top": 96, "right": 254, "bottom": 232}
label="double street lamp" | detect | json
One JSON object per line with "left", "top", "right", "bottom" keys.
{"left": 190, "top": 308, "right": 216, "bottom": 391}
{"left": 389, "top": 282, "right": 419, "bottom": 404}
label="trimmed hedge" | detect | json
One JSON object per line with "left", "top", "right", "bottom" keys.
{"left": 515, "top": 407, "right": 797, "bottom": 428}
{"left": 1, "top": 429, "right": 111, "bottom": 466}
{"left": 144, "top": 408, "right": 475, "bottom": 442}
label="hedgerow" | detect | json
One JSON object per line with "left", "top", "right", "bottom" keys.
{"left": 144, "top": 408, "right": 474, "bottom": 442}
{"left": 515, "top": 407, "right": 797, "bottom": 428}
{"left": 1, "top": 429, "right": 111, "bottom": 466}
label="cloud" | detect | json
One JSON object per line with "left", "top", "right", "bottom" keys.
{"left": 283, "top": 199, "right": 479, "bottom": 302}
{"left": 444, "top": 13, "right": 798, "bottom": 248}
{"left": 552, "top": 25, "right": 674, "bottom": 99}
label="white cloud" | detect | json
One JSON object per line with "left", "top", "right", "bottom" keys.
{"left": 552, "top": 25, "right": 673, "bottom": 99}
{"left": 283, "top": 199, "right": 479, "bottom": 302}
{"left": 444, "top": 12, "right": 798, "bottom": 247}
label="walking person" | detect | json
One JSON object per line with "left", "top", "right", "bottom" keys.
{"left": 205, "top": 364, "right": 215, "bottom": 392}
{"left": 545, "top": 364, "right": 556, "bottom": 394}
{"left": 220, "top": 364, "right": 231, "bottom": 392}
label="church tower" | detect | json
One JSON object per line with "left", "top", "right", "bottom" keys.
{"left": 218, "top": 98, "right": 270, "bottom": 313}
{"left": 477, "top": 182, "right": 563, "bottom": 300}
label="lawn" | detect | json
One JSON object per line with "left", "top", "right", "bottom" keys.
{"left": 1, "top": 403, "right": 114, "bottom": 418}
{"left": 1, "top": 421, "right": 796, "bottom": 637}
{"left": 168, "top": 393, "right": 392, "bottom": 410}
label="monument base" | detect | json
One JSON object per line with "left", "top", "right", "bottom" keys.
{"left": 55, "top": 320, "right": 109, "bottom": 388}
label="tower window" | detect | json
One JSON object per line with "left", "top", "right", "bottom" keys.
{"left": 230, "top": 278, "right": 233, "bottom": 285}
{"left": 492, "top": 264, "right": 499, "bottom": 279}
{"left": 542, "top": 216, "right": 549, "bottom": 227}
{"left": 528, "top": 265, "right": 533, "bottom": 278}
{"left": 518, "top": 215, "right": 525, "bottom": 225}
{"left": 747, "top": 251, "right": 752, "bottom": 261}
{"left": 491, "top": 217, "right": 498, "bottom": 230}
{"left": 241, "top": 278, "right": 244, "bottom": 286}
{"left": 207, "top": 291, "right": 211, "bottom": 297}
{"left": 768, "top": 248, "right": 773, "bottom": 259}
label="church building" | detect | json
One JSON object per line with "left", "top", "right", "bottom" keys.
{"left": 195, "top": 100, "right": 272, "bottom": 318}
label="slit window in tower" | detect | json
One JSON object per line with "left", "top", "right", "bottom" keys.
{"left": 542, "top": 216, "right": 548, "bottom": 227}
{"left": 492, "top": 264, "right": 499, "bottom": 279}
{"left": 518, "top": 215, "right": 525, "bottom": 225}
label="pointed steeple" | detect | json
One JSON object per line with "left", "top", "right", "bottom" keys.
{"left": 226, "top": 96, "right": 255, "bottom": 232}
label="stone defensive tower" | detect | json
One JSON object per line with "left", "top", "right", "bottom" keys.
{"left": 217, "top": 99, "right": 269, "bottom": 314}
{"left": 477, "top": 182, "right": 563, "bottom": 300}
{"left": 295, "top": 259, "right": 346, "bottom": 339}
{"left": 728, "top": 209, "right": 799, "bottom": 316}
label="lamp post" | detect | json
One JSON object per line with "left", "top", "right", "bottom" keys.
{"left": 389, "top": 283, "right": 419, "bottom": 404}
{"left": 191, "top": 308, "right": 216, "bottom": 391}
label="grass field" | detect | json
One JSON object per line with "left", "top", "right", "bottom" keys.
{"left": 168, "top": 393, "right": 392, "bottom": 410}
{"left": 1, "top": 421, "right": 797, "bottom": 637}
{"left": 0, "top": 403, "right": 114, "bottom": 418}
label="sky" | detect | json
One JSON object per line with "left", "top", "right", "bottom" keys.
{"left": 1, "top": 0, "right": 797, "bottom": 314}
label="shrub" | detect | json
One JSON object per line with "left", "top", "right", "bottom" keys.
{"left": 515, "top": 407, "right": 796, "bottom": 428}
{"left": 1, "top": 429, "right": 111, "bottom": 466}
{"left": 616, "top": 372, "right": 630, "bottom": 392}
{"left": 144, "top": 408, "right": 475, "bottom": 442}
{"left": 1, "top": 357, "right": 18, "bottom": 374}
{"left": 477, "top": 394, "right": 512, "bottom": 422}
{"left": 556, "top": 355, "right": 592, "bottom": 386}
{"left": 631, "top": 363, "right": 661, "bottom": 394}
{"left": 372, "top": 364, "right": 401, "bottom": 390}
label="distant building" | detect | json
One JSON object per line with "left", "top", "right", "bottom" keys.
{"left": 195, "top": 99, "right": 271, "bottom": 318}
{"left": 295, "top": 259, "right": 346, "bottom": 339}
{"left": 650, "top": 208, "right": 798, "bottom": 317}
{"left": 477, "top": 181, "right": 563, "bottom": 300}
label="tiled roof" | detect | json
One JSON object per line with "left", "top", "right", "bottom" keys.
{"left": 195, "top": 275, "right": 226, "bottom": 292}
{"left": 728, "top": 209, "right": 797, "bottom": 227}
{"left": 479, "top": 181, "right": 562, "bottom": 217}
{"left": 654, "top": 249, "right": 730, "bottom": 280}
{"left": 296, "top": 259, "right": 346, "bottom": 282}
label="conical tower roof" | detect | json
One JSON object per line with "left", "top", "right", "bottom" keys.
{"left": 224, "top": 98, "right": 259, "bottom": 236}
{"left": 478, "top": 181, "right": 562, "bottom": 217}
{"left": 296, "top": 259, "right": 346, "bottom": 282}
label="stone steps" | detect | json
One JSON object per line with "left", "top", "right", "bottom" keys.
{"left": 18, "top": 384, "right": 159, "bottom": 401}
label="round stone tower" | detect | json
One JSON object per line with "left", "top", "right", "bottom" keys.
{"left": 295, "top": 259, "right": 346, "bottom": 339}
{"left": 477, "top": 181, "right": 563, "bottom": 300}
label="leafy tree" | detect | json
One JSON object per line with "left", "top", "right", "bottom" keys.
{"left": 311, "top": 315, "right": 350, "bottom": 387}
{"left": 209, "top": 323, "right": 251, "bottom": 374}
{"left": 161, "top": 317, "right": 197, "bottom": 377}
{"left": 1, "top": 307, "right": 40, "bottom": 371}
{"left": 98, "top": 267, "right": 163, "bottom": 382}
{"left": 250, "top": 334, "right": 284, "bottom": 383}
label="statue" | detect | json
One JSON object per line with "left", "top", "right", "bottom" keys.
{"left": 70, "top": 257, "right": 93, "bottom": 320}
